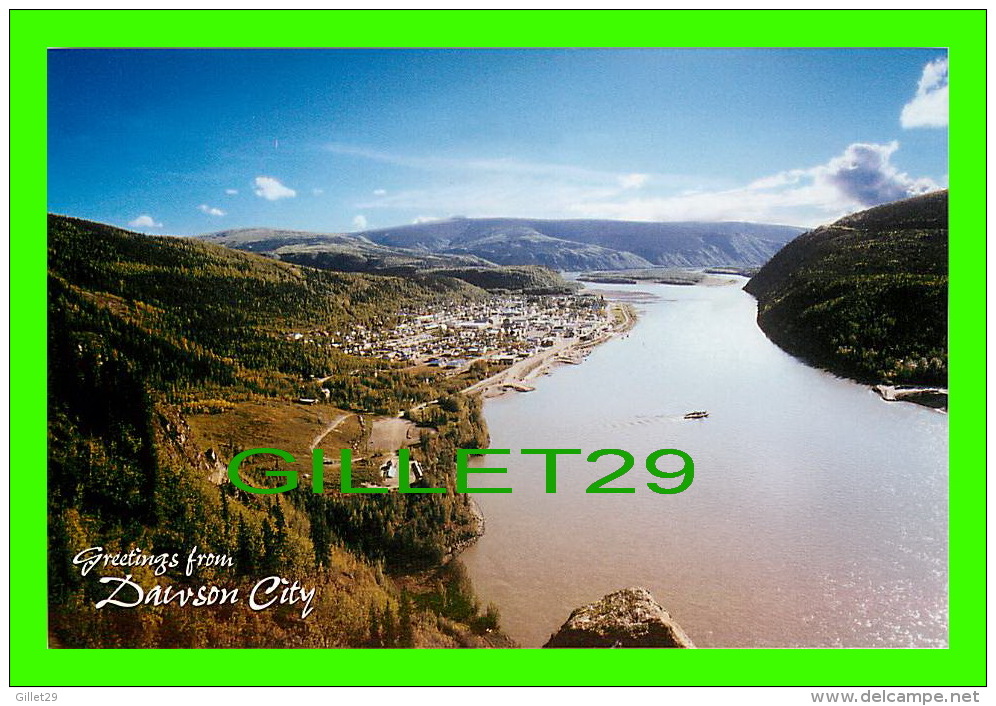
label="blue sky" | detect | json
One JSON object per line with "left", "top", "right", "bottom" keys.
{"left": 48, "top": 48, "right": 948, "bottom": 233}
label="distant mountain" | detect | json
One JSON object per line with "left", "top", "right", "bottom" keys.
{"left": 198, "top": 227, "right": 578, "bottom": 293}
{"left": 357, "top": 218, "right": 805, "bottom": 269}
{"left": 435, "top": 224, "right": 654, "bottom": 270}
{"left": 744, "top": 190, "right": 948, "bottom": 387}
{"left": 200, "top": 218, "right": 805, "bottom": 273}
{"left": 199, "top": 227, "right": 493, "bottom": 271}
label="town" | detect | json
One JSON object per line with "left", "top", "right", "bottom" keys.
{"left": 287, "top": 292, "right": 615, "bottom": 371}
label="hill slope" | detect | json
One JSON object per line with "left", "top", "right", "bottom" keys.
{"left": 198, "top": 227, "right": 581, "bottom": 292}
{"left": 201, "top": 227, "right": 494, "bottom": 271}
{"left": 47, "top": 215, "right": 509, "bottom": 648}
{"left": 203, "top": 218, "right": 804, "bottom": 272}
{"left": 359, "top": 217, "right": 804, "bottom": 269}
{"left": 744, "top": 191, "right": 948, "bottom": 387}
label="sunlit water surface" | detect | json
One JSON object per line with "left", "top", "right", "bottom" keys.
{"left": 461, "top": 280, "right": 947, "bottom": 648}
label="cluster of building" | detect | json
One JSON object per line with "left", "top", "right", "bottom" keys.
{"left": 287, "top": 293, "right": 610, "bottom": 369}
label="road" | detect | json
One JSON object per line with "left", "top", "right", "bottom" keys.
{"left": 309, "top": 412, "right": 351, "bottom": 451}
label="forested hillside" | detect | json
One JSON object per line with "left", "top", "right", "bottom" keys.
{"left": 744, "top": 191, "right": 948, "bottom": 387}
{"left": 48, "top": 215, "right": 508, "bottom": 647}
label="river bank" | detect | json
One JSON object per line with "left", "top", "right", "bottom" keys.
{"left": 461, "top": 279, "right": 948, "bottom": 648}
{"left": 873, "top": 384, "right": 948, "bottom": 411}
{"left": 462, "top": 300, "right": 636, "bottom": 401}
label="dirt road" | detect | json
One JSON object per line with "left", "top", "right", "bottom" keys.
{"left": 309, "top": 413, "right": 351, "bottom": 451}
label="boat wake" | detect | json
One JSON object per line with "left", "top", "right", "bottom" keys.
{"left": 604, "top": 410, "right": 710, "bottom": 431}
{"left": 605, "top": 412, "right": 686, "bottom": 430}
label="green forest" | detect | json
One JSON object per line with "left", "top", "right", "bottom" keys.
{"left": 745, "top": 190, "right": 948, "bottom": 388}
{"left": 47, "top": 215, "right": 510, "bottom": 647}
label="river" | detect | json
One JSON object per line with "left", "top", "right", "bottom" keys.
{"left": 461, "top": 278, "right": 948, "bottom": 648}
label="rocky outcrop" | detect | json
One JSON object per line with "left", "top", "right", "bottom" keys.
{"left": 543, "top": 587, "right": 695, "bottom": 648}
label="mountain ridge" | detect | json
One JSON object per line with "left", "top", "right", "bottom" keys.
{"left": 199, "top": 217, "right": 805, "bottom": 272}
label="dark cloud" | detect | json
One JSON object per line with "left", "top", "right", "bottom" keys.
{"left": 820, "top": 142, "right": 935, "bottom": 207}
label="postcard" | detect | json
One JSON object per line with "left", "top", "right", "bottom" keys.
{"left": 12, "top": 9, "right": 986, "bottom": 690}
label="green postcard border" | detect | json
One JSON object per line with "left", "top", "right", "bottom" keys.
{"left": 10, "top": 9, "right": 986, "bottom": 687}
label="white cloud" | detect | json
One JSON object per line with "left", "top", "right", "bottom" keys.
{"left": 618, "top": 173, "right": 649, "bottom": 189}
{"left": 901, "top": 57, "right": 948, "bottom": 128}
{"left": 340, "top": 141, "right": 937, "bottom": 227}
{"left": 327, "top": 142, "right": 698, "bottom": 190}
{"left": 253, "top": 176, "right": 297, "bottom": 201}
{"left": 352, "top": 214, "right": 368, "bottom": 230}
{"left": 312, "top": 188, "right": 324, "bottom": 196}
{"left": 816, "top": 141, "right": 935, "bottom": 206}
{"left": 225, "top": 188, "right": 239, "bottom": 195}
{"left": 569, "top": 142, "right": 937, "bottom": 226}
{"left": 747, "top": 169, "right": 808, "bottom": 190}
{"left": 413, "top": 215, "right": 443, "bottom": 224}
{"left": 343, "top": 143, "right": 713, "bottom": 221}
{"left": 128, "top": 214, "right": 162, "bottom": 228}
{"left": 198, "top": 204, "right": 226, "bottom": 217}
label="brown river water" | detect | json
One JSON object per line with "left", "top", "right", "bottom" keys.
{"left": 461, "top": 279, "right": 948, "bottom": 648}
